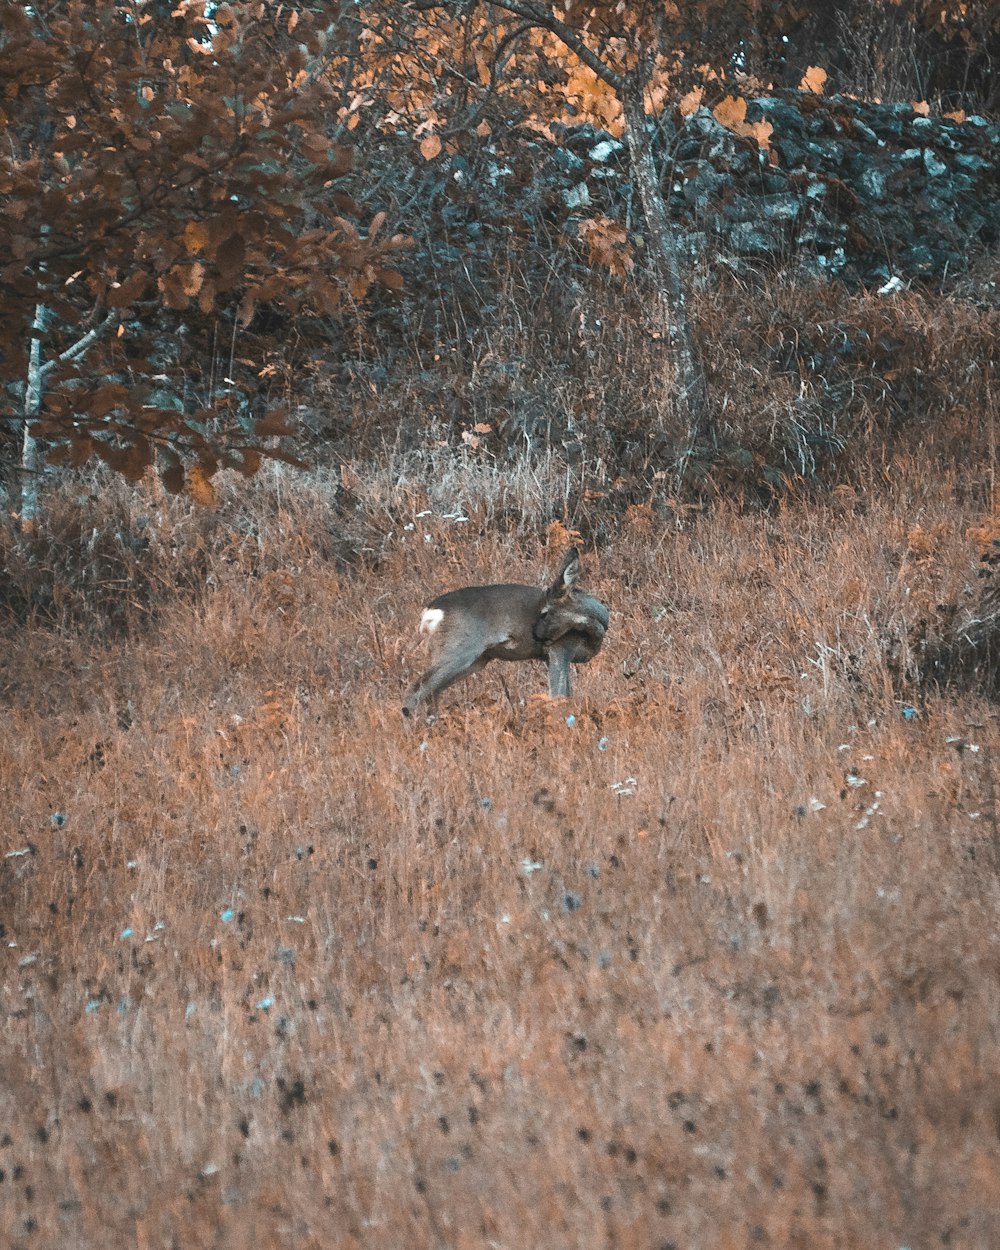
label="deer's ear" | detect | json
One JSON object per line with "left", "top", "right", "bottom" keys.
{"left": 558, "top": 548, "right": 580, "bottom": 590}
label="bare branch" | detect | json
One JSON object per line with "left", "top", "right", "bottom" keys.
{"left": 492, "top": 1, "right": 625, "bottom": 90}
{"left": 407, "top": 0, "right": 626, "bottom": 90}
{"left": 39, "top": 310, "right": 120, "bottom": 380}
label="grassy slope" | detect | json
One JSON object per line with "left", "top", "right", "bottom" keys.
{"left": 2, "top": 460, "right": 999, "bottom": 1249}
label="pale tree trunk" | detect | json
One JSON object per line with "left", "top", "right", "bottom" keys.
{"left": 17, "top": 301, "right": 118, "bottom": 532}
{"left": 15, "top": 80, "right": 112, "bottom": 532}
{"left": 18, "top": 91, "right": 53, "bottom": 535}
{"left": 20, "top": 301, "right": 45, "bottom": 534}
{"left": 620, "top": 78, "right": 714, "bottom": 456}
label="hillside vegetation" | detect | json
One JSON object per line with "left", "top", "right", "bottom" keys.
{"left": 4, "top": 3, "right": 1000, "bottom": 1247}
{"left": 3, "top": 434, "right": 1000, "bottom": 1247}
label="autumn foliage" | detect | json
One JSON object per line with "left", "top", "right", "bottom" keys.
{"left": 1, "top": 2, "right": 405, "bottom": 491}
{"left": 1, "top": 0, "right": 997, "bottom": 503}
{"left": 4, "top": 5, "right": 1000, "bottom": 1246}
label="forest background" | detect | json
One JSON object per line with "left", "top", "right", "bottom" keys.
{"left": 3, "top": 3, "right": 1000, "bottom": 1247}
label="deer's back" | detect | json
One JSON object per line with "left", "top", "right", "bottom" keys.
{"left": 426, "top": 583, "right": 547, "bottom": 661}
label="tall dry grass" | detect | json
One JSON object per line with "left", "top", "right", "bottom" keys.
{"left": 2, "top": 456, "right": 1000, "bottom": 1249}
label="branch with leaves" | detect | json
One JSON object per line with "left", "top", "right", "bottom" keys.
{"left": 0, "top": 1, "right": 407, "bottom": 508}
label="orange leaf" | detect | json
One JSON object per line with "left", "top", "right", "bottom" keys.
{"left": 376, "top": 268, "right": 404, "bottom": 292}
{"left": 189, "top": 463, "right": 216, "bottom": 506}
{"left": 799, "top": 66, "right": 827, "bottom": 94}
{"left": 713, "top": 95, "right": 747, "bottom": 129}
{"left": 575, "top": 214, "right": 634, "bottom": 277}
{"left": 182, "top": 262, "right": 205, "bottom": 298}
{"left": 420, "top": 133, "right": 442, "bottom": 161}
{"left": 679, "top": 87, "right": 703, "bottom": 117}
{"left": 746, "top": 119, "right": 773, "bottom": 152}
{"left": 185, "top": 221, "right": 210, "bottom": 255}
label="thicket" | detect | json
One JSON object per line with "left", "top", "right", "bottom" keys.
{"left": 3, "top": 0, "right": 999, "bottom": 508}
{"left": 2, "top": 1, "right": 1000, "bottom": 690}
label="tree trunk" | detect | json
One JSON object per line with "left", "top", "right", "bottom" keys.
{"left": 20, "top": 302, "right": 45, "bottom": 534}
{"left": 620, "top": 77, "right": 714, "bottom": 455}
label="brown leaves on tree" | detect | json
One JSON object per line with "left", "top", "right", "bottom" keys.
{"left": 420, "top": 133, "right": 444, "bottom": 161}
{"left": 5, "top": 0, "right": 996, "bottom": 508}
{"left": 1, "top": 1, "right": 407, "bottom": 496}
{"left": 713, "top": 94, "right": 774, "bottom": 155}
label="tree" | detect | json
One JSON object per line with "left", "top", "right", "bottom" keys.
{"left": 1, "top": 1, "right": 406, "bottom": 522}
{"left": 389, "top": 0, "right": 1000, "bottom": 480}
{"left": 397, "top": 1, "right": 807, "bottom": 462}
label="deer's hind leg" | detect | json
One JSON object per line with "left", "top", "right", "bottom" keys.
{"left": 403, "top": 641, "right": 491, "bottom": 716}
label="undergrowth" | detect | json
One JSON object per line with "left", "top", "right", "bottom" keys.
{"left": 290, "top": 244, "right": 1000, "bottom": 507}
{"left": 3, "top": 454, "right": 1000, "bottom": 1249}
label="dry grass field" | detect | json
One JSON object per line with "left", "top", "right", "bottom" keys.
{"left": 2, "top": 458, "right": 1000, "bottom": 1249}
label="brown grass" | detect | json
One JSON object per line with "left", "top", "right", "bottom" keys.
{"left": 2, "top": 459, "right": 1000, "bottom": 1249}
{"left": 292, "top": 254, "right": 1000, "bottom": 524}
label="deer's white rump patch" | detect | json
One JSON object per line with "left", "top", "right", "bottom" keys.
{"left": 419, "top": 607, "right": 445, "bottom": 635}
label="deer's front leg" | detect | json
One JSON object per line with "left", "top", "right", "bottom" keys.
{"left": 545, "top": 637, "right": 576, "bottom": 699}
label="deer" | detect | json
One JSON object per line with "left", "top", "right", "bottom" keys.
{"left": 402, "top": 548, "right": 609, "bottom": 717}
